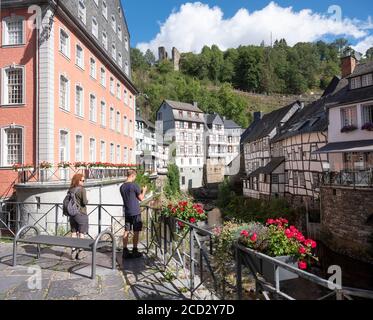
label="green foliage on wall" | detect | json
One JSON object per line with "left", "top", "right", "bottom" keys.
{"left": 164, "top": 164, "right": 180, "bottom": 199}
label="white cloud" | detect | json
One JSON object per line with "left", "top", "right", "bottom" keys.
{"left": 137, "top": 1, "right": 371, "bottom": 55}
{"left": 353, "top": 36, "right": 373, "bottom": 54}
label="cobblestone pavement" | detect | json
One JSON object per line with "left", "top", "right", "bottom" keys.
{"left": 0, "top": 242, "right": 192, "bottom": 300}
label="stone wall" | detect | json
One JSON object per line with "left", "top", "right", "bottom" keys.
{"left": 320, "top": 186, "right": 373, "bottom": 263}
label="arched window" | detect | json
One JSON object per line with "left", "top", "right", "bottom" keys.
{"left": 111, "top": 15, "right": 116, "bottom": 32}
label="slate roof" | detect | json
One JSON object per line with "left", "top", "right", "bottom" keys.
{"left": 224, "top": 119, "right": 241, "bottom": 129}
{"left": 314, "top": 140, "right": 373, "bottom": 153}
{"left": 326, "top": 61, "right": 373, "bottom": 108}
{"left": 241, "top": 101, "right": 300, "bottom": 144}
{"left": 346, "top": 60, "right": 373, "bottom": 78}
{"left": 164, "top": 100, "right": 204, "bottom": 113}
{"left": 205, "top": 113, "right": 224, "bottom": 126}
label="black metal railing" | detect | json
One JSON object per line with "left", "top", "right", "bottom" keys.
{"left": 322, "top": 170, "right": 373, "bottom": 188}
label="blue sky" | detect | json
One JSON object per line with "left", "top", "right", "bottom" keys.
{"left": 122, "top": 0, "right": 373, "bottom": 54}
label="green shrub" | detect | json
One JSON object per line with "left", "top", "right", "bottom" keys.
{"left": 164, "top": 164, "right": 180, "bottom": 199}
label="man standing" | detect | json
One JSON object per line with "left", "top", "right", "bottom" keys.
{"left": 120, "top": 169, "right": 147, "bottom": 259}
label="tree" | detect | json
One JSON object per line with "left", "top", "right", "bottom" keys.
{"left": 234, "top": 46, "right": 264, "bottom": 92}
{"left": 366, "top": 47, "right": 373, "bottom": 60}
{"left": 130, "top": 48, "right": 148, "bottom": 71}
{"left": 332, "top": 38, "right": 349, "bottom": 54}
{"left": 164, "top": 164, "right": 180, "bottom": 198}
{"left": 144, "top": 49, "right": 156, "bottom": 66}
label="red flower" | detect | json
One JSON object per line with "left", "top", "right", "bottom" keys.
{"left": 298, "top": 261, "right": 308, "bottom": 270}
{"left": 267, "top": 219, "right": 275, "bottom": 225}
{"left": 250, "top": 233, "right": 258, "bottom": 242}
{"left": 171, "top": 208, "right": 177, "bottom": 214}
{"left": 299, "top": 246, "right": 307, "bottom": 254}
{"left": 304, "top": 239, "right": 317, "bottom": 248}
{"left": 178, "top": 221, "right": 184, "bottom": 228}
{"left": 197, "top": 208, "right": 204, "bottom": 214}
{"left": 296, "top": 234, "right": 305, "bottom": 243}
{"left": 240, "top": 230, "right": 249, "bottom": 238}
{"left": 189, "top": 217, "right": 196, "bottom": 224}
{"left": 180, "top": 207, "right": 185, "bottom": 212}
{"left": 285, "top": 229, "right": 293, "bottom": 238}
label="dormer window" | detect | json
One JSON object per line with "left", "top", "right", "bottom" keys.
{"left": 78, "top": 0, "right": 86, "bottom": 24}
{"left": 362, "top": 73, "right": 373, "bottom": 87}
{"left": 350, "top": 77, "right": 362, "bottom": 90}
{"left": 179, "top": 111, "right": 183, "bottom": 117}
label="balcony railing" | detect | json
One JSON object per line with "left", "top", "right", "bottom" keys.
{"left": 14, "top": 165, "right": 137, "bottom": 185}
{"left": 322, "top": 170, "right": 373, "bottom": 188}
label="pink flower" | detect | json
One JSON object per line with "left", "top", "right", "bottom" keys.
{"left": 267, "top": 219, "right": 275, "bottom": 225}
{"left": 304, "top": 239, "right": 317, "bottom": 248}
{"left": 189, "top": 217, "right": 196, "bottom": 224}
{"left": 250, "top": 233, "right": 258, "bottom": 242}
{"left": 298, "top": 261, "right": 308, "bottom": 270}
{"left": 178, "top": 221, "right": 184, "bottom": 228}
{"left": 240, "top": 230, "right": 249, "bottom": 238}
{"left": 298, "top": 246, "right": 307, "bottom": 254}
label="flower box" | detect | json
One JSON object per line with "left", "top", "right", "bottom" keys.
{"left": 341, "top": 125, "right": 357, "bottom": 133}
{"left": 362, "top": 122, "right": 373, "bottom": 131}
{"left": 261, "top": 255, "right": 299, "bottom": 283}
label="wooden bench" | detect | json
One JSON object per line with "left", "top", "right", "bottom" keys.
{"left": 13, "top": 226, "right": 116, "bottom": 279}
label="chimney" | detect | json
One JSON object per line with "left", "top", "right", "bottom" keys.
{"left": 253, "top": 112, "right": 263, "bottom": 123}
{"left": 341, "top": 54, "right": 357, "bottom": 78}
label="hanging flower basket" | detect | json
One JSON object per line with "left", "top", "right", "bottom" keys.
{"left": 58, "top": 161, "right": 71, "bottom": 169}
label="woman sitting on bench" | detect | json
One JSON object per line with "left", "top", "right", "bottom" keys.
{"left": 68, "top": 174, "right": 89, "bottom": 260}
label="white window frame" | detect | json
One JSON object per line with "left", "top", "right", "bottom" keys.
{"left": 102, "top": 1, "right": 108, "bottom": 20}
{"left": 102, "top": 31, "right": 108, "bottom": 50}
{"left": 109, "top": 143, "right": 115, "bottom": 162}
{"left": 75, "top": 84, "right": 84, "bottom": 118}
{"left": 2, "top": 15, "right": 26, "bottom": 46}
{"left": 116, "top": 111, "right": 121, "bottom": 132}
{"left": 111, "top": 15, "right": 116, "bottom": 32}
{"left": 90, "top": 57, "right": 97, "bottom": 79}
{"left": 110, "top": 77, "right": 115, "bottom": 95}
{"left": 75, "top": 44, "right": 84, "bottom": 69}
{"left": 362, "top": 103, "right": 373, "bottom": 124}
{"left": 92, "top": 16, "right": 98, "bottom": 39}
{"left": 116, "top": 83, "right": 121, "bottom": 99}
{"left": 362, "top": 74, "right": 373, "bottom": 87}
{"left": 59, "top": 28, "right": 70, "bottom": 59}
{"left": 89, "top": 93, "right": 97, "bottom": 122}
{"left": 100, "top": 100, "right": 106, "bottom": 127}
{"left": 0, "top": 125, "right": 25, "bottom": 167}
{"left": 89, "top": 138, "right": 97, "bottom": 162}
{"left": 59, "top": 129, "right": 70, "bottom": 162}
{"left": 112, "top": 43, "right": 117, "bottom": 60}
{"left": 341, "top": 106, "right": 357, "bottom": 127}
{"left": 124, "top": 37, "right": 129, "bottom": 51}
{"left": 118, "top": 26, "right": 122, "bottom": 41}
{"left": 1, "top": 65, "right": 26, "bottom": 106}
{"left": 350, "top": 77, "right": 362, "bottom": 90}
{"left": 75, "top": 134, "right": 84, "bottom": 162}
{"left": 78, "top": 0, "right": 87, "bottom": 24}
{"left": 100, "top": 67, "right": 106, "bottom": 87}
{"left": 124, "top": 61, "right": 129, "bottom": 75}
{"left": 116, "top": 145, "right": 121, "bottom": 163}
{"left": 100, "top": 140, "right": 106, "bottom": 162}
{"left": 118, "top": 52, "right": 123, "bottom": 68}
{"left": 109, "top": 107, "right": 115, "bottom": 130}
{"left": 59, "top": 74, "right": 70, "bottom": 111}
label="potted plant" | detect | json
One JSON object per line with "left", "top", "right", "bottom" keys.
{"left": 161, "top": 201, "right": 207, "bottom": 233}
{"left": 238, "top": 218, "right": 318, "bottom": 283}
{"left": 362, "top": 122, "right": 373, "bottom": 131}
{"left": 58, "top": 161, "right": 71, "bottom": 180}
{"left": 341, "top": 125, "right": 357, "bottom": 133}
{"left": 39, "top": 161, "right": 52, "bottom": 182}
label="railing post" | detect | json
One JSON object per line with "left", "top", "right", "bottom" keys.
{"left": 55, "top": 204, "right": 59, "bottom": 236}
{"left": 16, "top": 203, "right": 21, "bottom": 233}
{"left": 146, "top": 206, "right": 149, "bottom": 253}
{"left": 98, "top": 205, "right": 102, "bottom": 235}
{"left": 236, "top": 245, "right": 243, "bottom": 300}
{"left": 189, "top": 228, "right": 195, "bottom": 299}
{"left": 163, "top": 215, "right": 167, "bottom": 266}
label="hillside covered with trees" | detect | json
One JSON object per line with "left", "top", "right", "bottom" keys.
{"left": 131, "top": 38, "right": 373, "bottom": 128}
